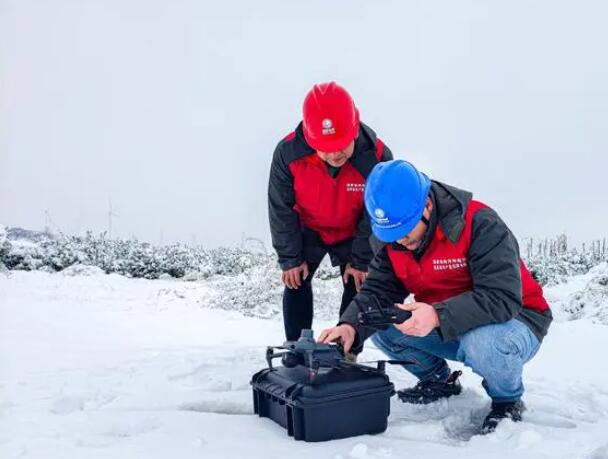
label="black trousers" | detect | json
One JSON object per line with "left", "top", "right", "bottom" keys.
{"left": 282, "top": 262, "right": 358, "bottom": 342}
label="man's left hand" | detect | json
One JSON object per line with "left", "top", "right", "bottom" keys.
{"left": 342, "top": 263, "right": 368, "bottom": 292}
{"left": 394, "top": 302, "right": 439, "bottom": 337}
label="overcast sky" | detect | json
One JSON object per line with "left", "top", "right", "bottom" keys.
{"left": 1, "top": 0, "right": 607, "bottom": 249}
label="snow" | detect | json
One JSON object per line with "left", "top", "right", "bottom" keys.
{"left": 1, "top": 270, "right": 608, "bottom": 459}
{"left": 60, "top": 264, "right": 107, "bottom": 277}
{"left": 545, "top": 262, "right": 608, "bottom": 324}
{"left": 563, "top": 263, "right": 608, "bottom": 324}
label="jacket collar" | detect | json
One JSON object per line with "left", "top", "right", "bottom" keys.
{"left": 432, "top": 181, "right": 473, "bottom": 243}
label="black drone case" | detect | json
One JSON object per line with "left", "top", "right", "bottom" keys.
{"left": 251, "top": 362, "right": 394, "bottom": 442}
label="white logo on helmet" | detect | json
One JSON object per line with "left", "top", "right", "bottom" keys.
{"left": 374, "top": 208, "right": 385, "bottom": 219}
{"left": 322, "top": 118, "right": 336, "bottom": 136}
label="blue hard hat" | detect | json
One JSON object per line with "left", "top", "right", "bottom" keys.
{"left": 364, "top": 160, "right": 431, "bottom": 243}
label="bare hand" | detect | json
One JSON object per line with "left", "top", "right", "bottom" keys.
{"left": 342, "top": 263, "right": 368, "bottom": 292}
{"left": 317, "top": 324, "right": 356, "bottom": 354}
{"left": 394, "top": 302, "right": 439, "bottom": 337}
{"left": 281, "top": 262, "right": 309, "bottom": 289}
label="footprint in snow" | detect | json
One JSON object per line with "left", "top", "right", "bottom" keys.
{"left": 99, "top": 417, "right": 162, "bottom": 438}
{"left": 179, "top": 399, "right": 252, "bottom": 415}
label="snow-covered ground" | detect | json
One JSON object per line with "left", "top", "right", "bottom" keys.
{"left": 1, "top": 270, "right": 608, "bottom": 459}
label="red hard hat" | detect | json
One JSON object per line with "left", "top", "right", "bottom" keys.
{"left": 302, "top": 82, "right": 360, "bottom": 153}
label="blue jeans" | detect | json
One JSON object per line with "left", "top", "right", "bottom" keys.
{"left": 371, "top": 319, "right": 541, "bottom": 403}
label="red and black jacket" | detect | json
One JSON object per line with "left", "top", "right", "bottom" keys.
{"left": 268, "top": 122, "right": 392, "bottom": 271}
{"left": 340, "top": 181, "right": 553, "bottom": 344}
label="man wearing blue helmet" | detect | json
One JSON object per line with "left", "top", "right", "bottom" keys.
{"left": 319, "top": 160, "right": 552, "bottom": 434}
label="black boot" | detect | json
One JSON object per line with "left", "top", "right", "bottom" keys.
{"left": 397, "top": 370, "right": 462, "bottom": 404}
{"left": 481, "top": 400, "right": 526, "bottom": 434}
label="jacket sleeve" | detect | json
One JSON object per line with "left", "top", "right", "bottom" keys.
{"left": 434, "top": 207, "right": 523, "bottom": 342}
{"left": 268, "top": 144, "right": 303, "bottom": 271}
{"left": 340, "top": 245, "right": 409, "bottom": 348}
{"left": 350, "top": 143, "right": 394, "bottom": 271}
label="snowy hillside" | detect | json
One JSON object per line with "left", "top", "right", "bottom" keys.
{"left": 1, "top": 269, "right": 608, "bottom": 459}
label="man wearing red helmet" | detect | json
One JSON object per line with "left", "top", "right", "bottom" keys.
{"left": 268, "top": 82, "right": 393, "bottom": 341}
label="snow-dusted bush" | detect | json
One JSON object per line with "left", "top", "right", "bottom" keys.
{"left": 0, "top": 227, "right": 348, "bottom": 283}
{"left": 0, "top": 224, "right": 8, "bottom": 248}
{"left": 0, "top": 224, "right": 9, "bottom": 270}
{"left": 522, "top": 234, "right": 607, "bottom": 286}
{"left": 204, "top": 260, "right": 344, "bottom": 321}
{"left": 315, "top": 262, "right": 341, "bottom": 280}
{"left": 3, "top": 226, "right": 607, "bottom": 290}
{"left": 61, "top": 264, "right": 106, "bottom": 277}
{"left": 524, "top": 251, "right": 604, "bottom": 286}
{"left": 562, "top": 263, "right": 608, "bottom": 324}
{"left": 205, "top": 264, "right": 284, "bottom": 318}
{"left": 2, "top": 239, "right": 46, "bottom": 271}
{"left": 0, "top": 231, "right": 275, "bottom": 280}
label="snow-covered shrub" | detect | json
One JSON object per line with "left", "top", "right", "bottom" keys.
{"left": 205, "top": 264, "right": 284, "bottom": 318}
{"left": 0, "top": 224, "right": 9, "bottom": 269}
{"left": 0, "top": 225, "right": 8, "bottom": 274}
{"left": 525, "top": 251, "right": 603, "bottom": 286}
{"left": 563, "top": 263, "right": 608, "bottom": 324}
{"left": 204, "top": 261, "right": 344, "bottom": 321}
{"left": 2, "top": 239, "right": 46, "bottom": 271}
{"left": 62, "top": 264, "right": 106, "bottom": 277}
{"left": 315, "top": 260, "right": 341, "bottom": 280}
{"left": 522, "top": 234, "right": 607, "bottom": 286}
{"left": 2, "top": 225, "right": 606, "bottom": 290}
{"left": 0, "top": 230, "right": 276, "bottom": 280}
{"left": 0, "top": 224, "right": 8, "bottom": 248}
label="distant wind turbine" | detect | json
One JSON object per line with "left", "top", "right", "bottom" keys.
{"left": 108, "top": 199, "right": 119, "bottom": 238}
{"left": 43, "top": 209, "right": 61, "bottom": 234}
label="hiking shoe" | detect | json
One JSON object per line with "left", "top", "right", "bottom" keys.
{"left": 481, "top": 400, "right": 526, "bottom": 434}
{"left": 397, "top": 370, "right": 462, "bottom": 404}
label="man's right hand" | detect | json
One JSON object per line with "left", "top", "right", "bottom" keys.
{"left": 281, "top": 262, "right": 309, "bottom": 289}
{"left": 318, "top": 324, "right": 356, "bottom": 354}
